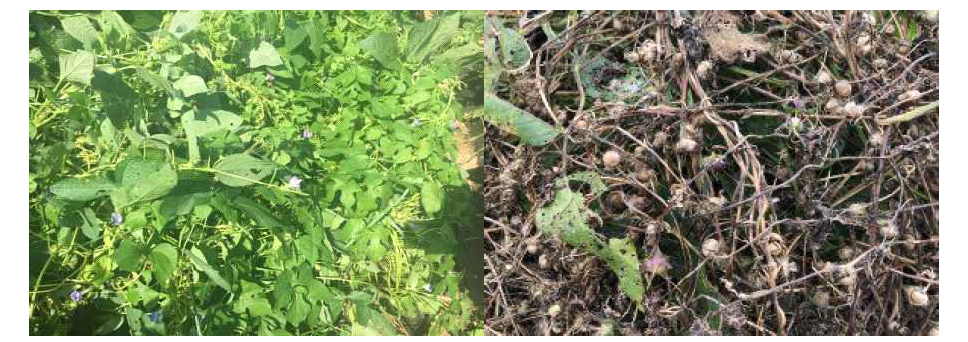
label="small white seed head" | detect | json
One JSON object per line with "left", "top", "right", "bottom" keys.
{"left": 899, "top": 89, "right": 922, "bottom": 103}
{"left": 835, "top": 80, "right": 853, "bottom": 98}
{"left": 928, "top": 326, "right": 939, "bottom": 336}
{"left": 873, "top": 58, "right": 888, "bottom": 69}
{"left": 697, "top": 60, "right": 714, "bottom": 79}
{"left": 603, "top": 150, "right": 622, "bottom": 168}
{"left": 815, "top": 69, "right": 832, "bottom": 84}
{"left": 702, "top": 239, "right": 722, "bottom": 258}
{"left": 547, "top": 303, "right": 562, "bottom": 318}
{"left": 538, "top": 253, "right": 550, "bottom": 269}
{"left": 676, "top": 138, "right": 698, "bottom": 153}
{"left": 878, "top": 218, "right": 898, "bottom": 239}
{"left": 869, "top": 132, "right": 885, "bottom": 147}
{"left": 825, "top": 98, "right": 842, "bottom": 112}
{"left": 905, "top": 286, "right": 930, "bottom": 306}
{"left": 838, "top": 247, "right": 855, "bottom": 261}
{"left": 813, "top": 290, "right": 831, "bottom": 308}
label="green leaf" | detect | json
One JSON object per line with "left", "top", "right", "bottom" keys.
{"left": 135, "top": 67, "right": 174, "bottom": 95}
{"left": 498, "top": 26, "right": 533, "bottom": 71}
{"left": 59, "top": 50, "right": 95, "bottom": 86}
{"left": 173, "top": 74, "right": 208, "bottom": 97}
{"left": 234, "top": 197, "right": 285, "bottom": 228}
{"left": 249, "top": 41, "right": 284, "bottom": 68}
{"left": 212, "top": 154, "right": 276, "bottom": 187}
{"left": 60, "top": 16, "right": 99, "bottom": 49}
{"left": 50, "top": 177, "right": 117, "bottom": 201}
{"left": 600, "top": 238, "right": 644, "bottom": 304}
{"left": 482, "top": 94, "right": 559, "bottom": 146}
{"left": 295, "top": 235, "right": 319, "bottom": 264}
{"left": 187, "top": 247, "right": 231, "bottom": 292}
{"left": 79, "top": 208, "right": 102, "bottom": 240}
{"left": 114, "top": 240, "right": 144, "bottom": 272}
{"left": 359, "top": 32, "right": 401, "bottom": 70}
{"left": 148, "top": 243, "right": 178, "bottom": 283}
{"left": 110, "top": 159, "right": 178, "bottom": 209}
{"left": 406, "top": 13, "right": 461, "bottom": 63}
{"left": 167, "top": 10, "right": 202, "bottom": 39}
{"left": 286, "top": 294, "right": 311, "bottom": 326}
{"left": 420, "top": 181, "right": 443, "bottom": 214}
{"left": 182, "top": 109, "right": 242, "bottom": 162}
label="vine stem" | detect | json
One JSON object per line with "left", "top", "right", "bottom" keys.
{"left": 180, "top": 165, "right": 308, "bottom": 196}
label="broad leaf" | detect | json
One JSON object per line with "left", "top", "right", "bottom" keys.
{"left": 59, "top": 50, "right": 95, "bottom": 86}
{"left": 149, "top": 243, "right": 178, "bottom": 284}
{"left": 406, "top": 12, "right": 460, "bottom": 63}
{"left": 482, "top": 94, "right": 559, "bottom": 146}
{"left": 50, "top": 177, "right": 116, "bottom": 201}
{"left": 249, "top": 41, "right": 283, "bottom": 68}
{"left": 420, "top": 181, "right": 443, "bottom": 214}
{"left": 212, "top": 154, "right": 275, "bottom": 187}
{"left": 174, "top": 74, "right": 208, "bottom": 97}
{"left": 135, "top": 67, "right": 174, "bottom": 95}
{"left": 359, "top": 32, "right": 401, "bottom": 70}
{"left": 187, "top": 247, "right": 231, "bottom": 292}
{"left": 110, "top": 159, "right": 178, "bottom": 209}
{"left": 114, "top": 240, "right": 144, "bottom": 272}
{"left": 167, "top": 10, "right": 202, "bottom": 39}
{"left": 60, "top": 16, "right": 99, "bottom": 49}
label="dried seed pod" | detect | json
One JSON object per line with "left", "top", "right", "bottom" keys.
{"left": 842, "top": 101, "right": 866, "bottom": 117}
{"left": 835, "top": 80, "right": 853, "bottom": 98}
{"left": 652, "top": 131, "right": 669, "bottom": 149}
{"left": 702, "top": 154, "right": 727, "bottom": 171}
{"left": 873, "top": 58, "right": 888, "bottom": 69}
{"left": 905, "top": 286, "right": 930, "bottom": 306}
{"left": 701, "top": 239, "right": 722, "bottom": 258}
{"left": 825, "top": 98, "right": 842, "bottom": 112}
{"left": 676, "top": 138, "right": 699, "bottom": 153}
{"left": 627, "top": 195, "right": 647, "bottom": 210}
{"left": 928, "top": 326, "right": 939, "bottom": 336}
{"left": 777, "top": 49, "right": 802, "bottom": 64}
{"left": 547, "top": 303, "right": 562, "bottom": 318}
{"left": 868, "top": 132, "right": 884, "bottom": 147}
{"left": 625, "top": 51, "right": 641, "bottom": 63}
{"left": 612, "top": 18, "right": 624, "bottom": 32}
{"left": 837, "top": 268, "right": 857, "bottom": 287}
{"left": 573, "top": 119, "right": 589, "bottom": 131}
{"left": 838, "top": 247, "right": 855, "bottom": 261}
{"left": 878, "top": 218, "right": 898, "bottom": 239}
{"left": 903, "top": 234, "right": 917, "bottom": 251}
{"left": 766, "top": 233, "right": 785, "bottom": 257}
{"left": 815, "top": 69, "right": 832, "bottom": 84}
{"left": 898, "top": 89, "right": 923, "bottom": 103}
{"left": 607, "top": 191, "right": 625, "bottom": 209}
{"left": 636, "top": 169, "right": 656, "bottom": 184}
{"left": 603, "top": 150, "right": 622, "bottom": 168}
{"left": 697, "top": 60, "right": 714, "bottom": 79}
{"left": 538, "top": 253, "right": 550, "bottom": 269}
{"left": 813, "top": 290, "right": 831, "bottom": 308}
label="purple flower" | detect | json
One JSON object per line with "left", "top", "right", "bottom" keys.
{"left": 412, "top": 118, "right": 421, "bottom": 127}
{"left": 148, "top": 311, "right": 162, "bottom": 323}
{"left": 302, "top": 128, "right": 313, "bottom": 139}
{"left": 287, "top": 176, "right": 302, "bottom": 189}
{"left": 644, "top": 252, "right": 670, "bottom": 275}
{"left": 70, "top": 290, "right": 82, "bottom": 302}
{"left": 423, "top": 284, "right": 433, "bottom": 293}
{"left": 265, "top": 73, "right": 275, "bottom": 83}
{"left": 110, "top": 212, "right": 123, "bottom": 226}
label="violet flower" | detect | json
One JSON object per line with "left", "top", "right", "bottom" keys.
{"left": 288, "top": 176, "right": 302, "bottom": 189}
{"left": 302, "top": 128, "right": 313, "bottom": 139}
{"left": 70, "top": 290, "right": 82, "bottom": 302}
{"left": 110, "top": 212, "right": 123, "bottom": 226}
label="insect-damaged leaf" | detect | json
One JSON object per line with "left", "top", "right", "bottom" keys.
{"left": 483, "top": 94, "right": 558, "bottom": 146}
{"left": 213, "top": 154, "right": 276, "bottom": 187}
{"left": 167, "top": 10, "right": 202, "bottom": 39}
{"left": 535, "top": 172, "right": 644, "bottom": 305}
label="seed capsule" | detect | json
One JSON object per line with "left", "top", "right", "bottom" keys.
{"left": 702, "top": 239, "right": 722, "bottom": 258}
{"left": 898, "top": 89, "right": 922, "bottom": 103}
{"left": 813, "top": 290, "right": 831, "bottom": 308}
{"left": 835, "top": 80, "right": 852, "bottom": 98}
{"left": 676, "top": 138, "right": 698, "bottom": 153}
{"left": 905, "top": 286, "right": 930, "bottom": 306}
{"left": 815, "top": 69, "right": 832, "bottom": 84}
{"left": 603, "top": 150, "right": 622, "bottom": 168}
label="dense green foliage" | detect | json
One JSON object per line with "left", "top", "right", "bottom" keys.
{"left": 29, "top": 10, "right": 483, "bottom": 335}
